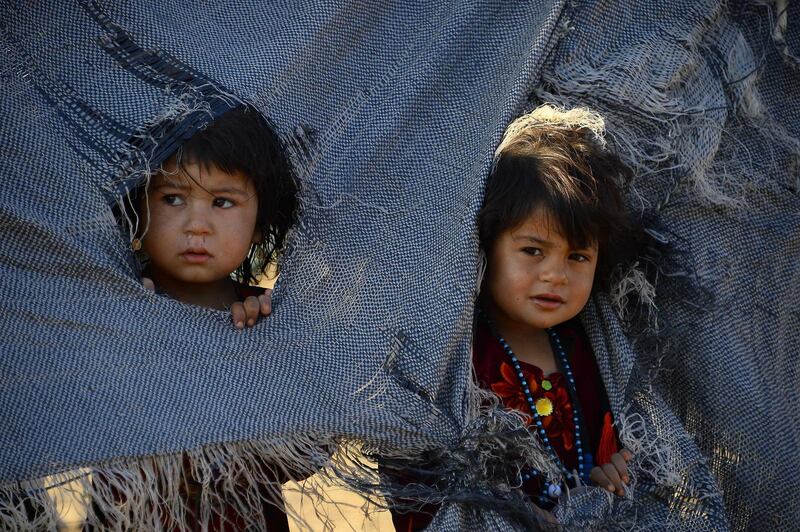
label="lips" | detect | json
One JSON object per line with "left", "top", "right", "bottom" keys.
{"left": 532, "top": 293, "right": 565, "bottom": 309}
{"left": 181, "top": 248, "right": 212, "bottom": 264}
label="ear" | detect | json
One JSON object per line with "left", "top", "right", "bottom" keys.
{"left": 251, "top": 228, "right": 263, "bottom": 244}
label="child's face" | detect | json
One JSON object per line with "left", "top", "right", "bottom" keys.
{"left": 484, "top": 207, "right": 597, "bottom": 334}
{"left": 140, "top": 159, "right": 259, "bottom": 289}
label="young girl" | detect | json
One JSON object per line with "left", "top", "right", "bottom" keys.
{"left": 393, "top": 105, "right": 637, "bottom": 530}
{"left": 132, "top": 104, "right": 297, "bottom": 328}
{"left": 109, "top": 103, "right": 299, "bottom": 530}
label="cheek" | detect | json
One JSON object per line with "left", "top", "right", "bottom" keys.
{"left": 486, "top": 265, "right": 526, "bottom": 308}
{"left": 506, "top": 265, "right": 535, "bottom": 293}
{"left": 572, "top": 268, "right": 596, "bottom": 301}
{"left": 142, "top": 205, "right": 174, "bottom": 234}
{"left": 222, "top": 213, "right": 258, "bottom": 251}
{"left": 141, "top": 228, "right": 170, "bottom": 262}
{"left": 239, "top": 203, "right": 259, "bottom": 233}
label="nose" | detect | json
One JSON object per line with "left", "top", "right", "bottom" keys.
{"left": 539, "top": 257, "right": 568, "bottom": 285}
{"left": 184, "top": 202, "right": 212, "bottom": 236}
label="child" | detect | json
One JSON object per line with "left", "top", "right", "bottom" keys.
{"left": 393, "top": 105, "right": 637, "bottom": 530}
{"left": 113, "top": 103, "right": 299, "bottom": 530}
{"left": 132, "top": 104, "right": 297, "bottom": 329}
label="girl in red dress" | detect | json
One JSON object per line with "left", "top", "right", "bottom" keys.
{"left": 394, "top": 105, "right": 639, "bottom": 530}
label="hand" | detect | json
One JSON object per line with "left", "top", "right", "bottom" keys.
{"left": 589, "top": 448, "right": 632, "bottom": 496}
{"left": 231, "top": 289, "right": 272, "bottom": 329}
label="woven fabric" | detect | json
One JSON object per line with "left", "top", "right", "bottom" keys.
{"left": 1, "top": 1, "right": 564, "bottom": 529}
{"left": 0, "top": 0, "right": 796, "bottom": 530}
{"left": 536, "top": 1, "right": 800, "bottom": 529}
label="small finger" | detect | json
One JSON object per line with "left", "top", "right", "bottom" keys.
{"left": 620, "top": 448, "right": 633, "bottom": 462}
{"left": 602, "top": 463, "right": 625, "bottom": 496}
{"left": 243, "top": 296, "right": 260, "bottom": 326}
{"left": 231, "top": 302, "right": 245, "bottom": 330}
{"left": 589, "top": 466, "right": 615, "bottom": 493}
{"left": 611, "top": 453, "right": 629, "bottom": 484}
{"left": 259, "top": 289, "right": 272, "bottom": 316}
{"left": 142, "top": 277, "right": 155, "bottom": 293}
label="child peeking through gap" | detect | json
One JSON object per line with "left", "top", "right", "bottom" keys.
{"left": 130, "top": 104, "right": 297, "bottom": 329}
{"left": 392, "top": 105, "right": 640, "bottom": 530}
{"left": 108, "top": 104, "right": 300, "bottom": 530}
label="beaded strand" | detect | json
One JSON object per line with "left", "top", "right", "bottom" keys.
{"left": 494, "top": 327, "right": 593, "bottom": 504}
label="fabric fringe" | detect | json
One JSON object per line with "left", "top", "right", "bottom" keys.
{"left": 768, "top": 0, "right": 799, "bottom": 71}
{"left": 609, "top": 262, "right": 658, "bottom": 335}
{"left": 368, "top": 381, "right": 565, "bottom": 530}
{"left": 0, "top": 434, "right": 344, "bottom": 531}
{"left": 614, "top": 406, "right": 681, "bottom": 489}
{"left": 1, "top": 394, "right": 567, "bottom": 531}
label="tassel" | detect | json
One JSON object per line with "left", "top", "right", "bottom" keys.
{"left": 596, "top": 412, "right": 619, "bottom": 465}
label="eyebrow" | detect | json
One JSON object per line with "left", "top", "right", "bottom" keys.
{"left": 512, "top": 234, "right": 553, "bottom": 246}
{"left": 204, "top": 186, "right": 250, "bottom": 197}
{"left": 513, "top": 234, "right": 596, "bottom": 252}
{"left": 152, "top": 183, "right": 250, "bottom": 197}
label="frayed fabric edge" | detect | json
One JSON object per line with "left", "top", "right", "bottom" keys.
{"left": 369, "top": 380, "right": 567, "bottom": 530}
{"left": 0, "top": 433, "right": 369, "bottom": 531}
{"left": 1, "top": 396, "right": 568, "bottom": 532}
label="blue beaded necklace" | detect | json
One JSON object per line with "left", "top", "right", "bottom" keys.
{"left": 487, "top": 319, "right": 594, "bottom": 505}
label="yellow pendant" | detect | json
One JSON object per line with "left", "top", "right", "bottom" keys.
{"left": 535, "top": 397, "right": 553, "bottom": 417}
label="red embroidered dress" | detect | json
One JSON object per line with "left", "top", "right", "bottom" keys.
{"left": 473, "top": 319, "right": 620, "bottom": 477}
{"left": 392, "top": 319, "right": 620, "bottom": 531}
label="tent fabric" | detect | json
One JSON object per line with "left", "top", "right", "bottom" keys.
{"left": 534, "top": 1, "right": 800, "bottom": 529}
{"left": 0, "top": 0, "right": 796, "bottom": 529}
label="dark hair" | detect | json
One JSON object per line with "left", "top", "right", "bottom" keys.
{"left": 132, "top": 104, "right": 298, "bottom": 284}
{"left": 479, "top": 107, "right": 634, "bottom": 291}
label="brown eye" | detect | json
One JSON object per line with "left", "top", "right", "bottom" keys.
{"left": 213, "top": 197, "right": 235, "bottom": 208}
{"left": 163, "top": 194, "right": 184, "bottom": 206}
{"left": 522, "top": 247, "right": 542, "bottom": 256}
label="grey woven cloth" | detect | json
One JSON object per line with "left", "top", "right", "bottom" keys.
{"left": 0, "top": 0, "right": 795, "bottom": 530}
{"left": 535, "top": 1, "right": 800, "bottom": 529}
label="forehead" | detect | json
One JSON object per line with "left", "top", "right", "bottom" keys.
{"left": 510, "top": 207, "right": 597, "bottom": 249}
{"left": 512, "top": 207, "right": 562, "bottom": 238}
{"left": 151, "top": 158, "right": 252, "bottom": 190}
